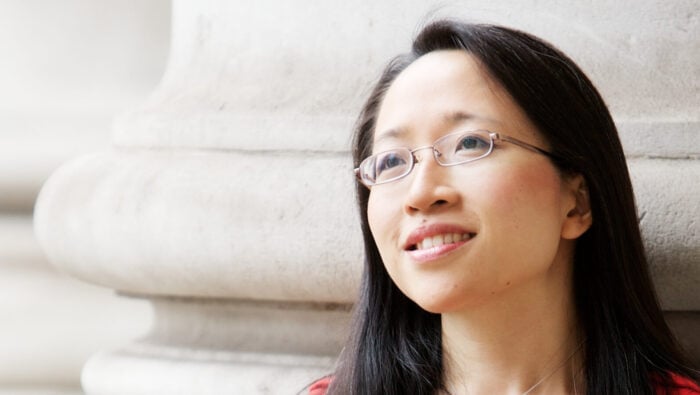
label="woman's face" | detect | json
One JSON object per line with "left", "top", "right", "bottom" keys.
{"left": 367, "top": 50, "right": 580, "bottom": 313}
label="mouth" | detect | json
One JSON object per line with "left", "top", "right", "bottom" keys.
{"left": 402, "top": 223, "right": 477, "bottom": 263}
{"left": 406, "top": 232, "right": 475, "bottom": 251}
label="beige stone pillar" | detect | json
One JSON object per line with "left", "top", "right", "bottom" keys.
{"left": 34, "top": 1, "right": 698, "bottom": 393}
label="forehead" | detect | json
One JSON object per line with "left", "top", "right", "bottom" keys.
{"left": 374, "top": 50, "right": 536, "bottom": 145}
{"left": 389, "top": 50, "right": 489, "bottom": 98}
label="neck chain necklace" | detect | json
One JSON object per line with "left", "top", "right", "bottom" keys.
{"left": 521, "top": 340, "right": 583, "bottom": 394}
{"left": 444, "top": 340, "right": 584, "bottom": 395}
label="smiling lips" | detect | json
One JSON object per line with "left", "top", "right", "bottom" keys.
{"left": 411, "top": 233, "right": 472, "bottom": 250}
{"left": 404, "top": 224, "right": 476, "bottom": 263}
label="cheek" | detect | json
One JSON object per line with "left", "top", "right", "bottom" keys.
{"left": 367, "top": 191, "right": 401, "bottom": 254}
{"left": 478, "top": 162, "right": 565, "bottom": 257}
{"left": 367, "top": 189, "right": 411, "bottom": 295}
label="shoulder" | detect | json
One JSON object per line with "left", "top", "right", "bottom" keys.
{"left": 654, "top": 373, "right": 700, "bottom": 395}
{"left": 308, "top": 376, "right": 332, "bottom": 395}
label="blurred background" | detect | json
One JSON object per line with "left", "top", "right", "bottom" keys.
{"left": 0, "top": 1, "right": 169, "bottom": 393}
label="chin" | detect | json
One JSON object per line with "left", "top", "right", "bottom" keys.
{"left": 410, "top": 287, "right": 495, "bottom": 314}
{"left": 412, "top": 294, "right": 466, "bottom": 314}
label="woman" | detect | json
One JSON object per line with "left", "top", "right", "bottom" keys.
{"left": 310, "top": 20, "right": 699, "bottom": 394}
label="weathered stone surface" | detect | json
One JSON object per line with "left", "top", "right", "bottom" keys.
{"left": 619, "top": 122, "right": 700, "bottom": 159}
{"left": 81, "top": 298, "right": 348, "bottom": 395}
{"left": 630, "top": 158, "right": 700, "bottom": 310}
{"left": 666, "top": 312, "right": 700, "bottom": 367}
{"left": 114, "top": 0, "right": 699, "bottom": 150}
{"left": 34, "top": 149, "right": 363, "bottom": 302}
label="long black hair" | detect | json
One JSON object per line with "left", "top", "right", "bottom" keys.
{"left": 328, "top": 20, "right": 698, "bottom": 395}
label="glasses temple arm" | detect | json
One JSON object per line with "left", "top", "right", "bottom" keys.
{"left": 496, "top": 133, "right": 561, "bottom": 160}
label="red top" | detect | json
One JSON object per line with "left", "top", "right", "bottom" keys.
{"left": 308, "top": 376, "right": 332, "bottom": 395}
{"left": 308, "top": 373, "right": 700, "bottom": 394}
{"left": 654, "top": 373, "right": 700, "bottom": 394}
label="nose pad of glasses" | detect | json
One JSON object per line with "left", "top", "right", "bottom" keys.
{"left": 413, "top": 148, "right": 441, "bottom": 165}
{"left": 411, "top": 146, "right": 442, "bottom": 163}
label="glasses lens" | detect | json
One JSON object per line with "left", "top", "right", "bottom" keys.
{"left": 361, "top": 149, "right": 411, "bottom": 185}
{"left": 436, "top": 130, "right": 493, "bottom": 165}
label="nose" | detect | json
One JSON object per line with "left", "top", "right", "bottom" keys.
{"left": 403, "top": 150, "right": 460, "bottom": 213}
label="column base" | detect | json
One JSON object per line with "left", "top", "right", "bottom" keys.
{"left": 81, "top": 297, "right": 349, "bottom": 394}
{"left": 82, "top": 346, "right": 333, "bottom": 395}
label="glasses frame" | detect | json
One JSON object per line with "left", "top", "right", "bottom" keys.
{"left": 354, "top": 130, "right": 557, "bottom": 188}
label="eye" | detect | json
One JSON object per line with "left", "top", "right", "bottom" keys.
{"left": 455, "top": 134, "right": 490, "bottom": 154}
{"left": 376, "top": 151, "right": 407, "bottom": 175}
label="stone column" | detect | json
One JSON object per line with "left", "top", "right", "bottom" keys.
{"left": 34, "top": 1, "right": 699, "bottom": 394}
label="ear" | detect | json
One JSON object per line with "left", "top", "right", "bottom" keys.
{"left": 561, "top": 174, "right": 593, "bottom": 240}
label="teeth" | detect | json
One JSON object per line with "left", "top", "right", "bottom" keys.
{"left": 415, "top": 233, "right": 472, "bottom": 250}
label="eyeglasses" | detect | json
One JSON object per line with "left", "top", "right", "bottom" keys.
{"left": 355, "top": 129, "right": 556, "bottom": 187}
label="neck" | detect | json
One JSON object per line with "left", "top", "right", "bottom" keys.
{"left": 441, "top": 251, "right": 584, "bottom": 394}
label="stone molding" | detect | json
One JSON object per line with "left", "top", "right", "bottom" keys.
{"left": 34, "top": 149, "right": 362, "bottom": 302}
{"left": 81, "top": 298, "right": 348, "bottom": 394}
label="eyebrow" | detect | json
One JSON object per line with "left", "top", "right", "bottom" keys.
{"left": 443, "top": 110, "right": 480, "bottom": 124}
{"left": 374, "top": 111, "right": 493, "bottom": 144}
